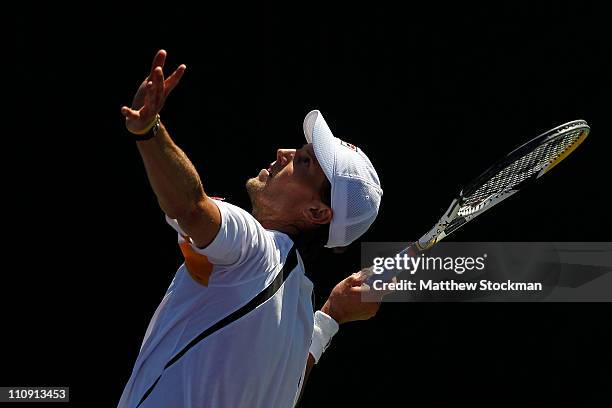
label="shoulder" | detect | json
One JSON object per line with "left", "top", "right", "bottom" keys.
{"left": 205, "top": 201, "right": 296, "bottom": 282}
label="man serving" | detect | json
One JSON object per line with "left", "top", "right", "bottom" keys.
{"left": 118, "top": 50, "right": 383, "bottom": 408}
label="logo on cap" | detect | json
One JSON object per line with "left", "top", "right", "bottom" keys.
{"left": 340, "top": 140, "right": 359, "bottom": 153}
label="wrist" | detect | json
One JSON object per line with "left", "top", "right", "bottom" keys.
{"left": 309, "top": 310, "right": 340, "bottom": 364}
{"left": 128, "top": 114, "right": 161, "bottom": 141}
{"left": 321, "top": 299, "right": 343, "bottom": 325}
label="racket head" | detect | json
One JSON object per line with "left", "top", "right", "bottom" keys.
{"left": 457, "top": 120, "right": 589, "bottom": 218}
{"left": 417, "top": 120, "right": 590, "bottom": 249}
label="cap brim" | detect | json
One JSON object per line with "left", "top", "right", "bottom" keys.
{"left": 303, "top": 110, "right": 337, "bottom": 184}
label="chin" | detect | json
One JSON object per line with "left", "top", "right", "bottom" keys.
{"left": 246, "top": 177, "right": 267, "bottom": 208}
{"left": 246, "top": 177, "right": 265, "bottom": 194}
{"left": 246, "top": 177, "right": 268, "bottom": 216}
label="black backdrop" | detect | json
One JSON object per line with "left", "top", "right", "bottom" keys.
{"left": 7, "top": 2, "right": 611, "bottom": 406}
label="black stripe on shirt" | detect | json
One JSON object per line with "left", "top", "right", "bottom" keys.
{"left": 136, "top": 246, "right": 298, "bottom": 407}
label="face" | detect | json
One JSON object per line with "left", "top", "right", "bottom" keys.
{"left": 246, "top": 144, "right": 332, "bottom": 228}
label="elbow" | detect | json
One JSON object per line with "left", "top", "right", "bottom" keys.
{"left": 160, "top": 196, "right": 207, "bottom": 220}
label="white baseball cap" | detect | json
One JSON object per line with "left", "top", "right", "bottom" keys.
{"left": 303, "top": 110, "right": 383, "bottom": 248}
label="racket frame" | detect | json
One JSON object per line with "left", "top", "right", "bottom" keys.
{"left": 362, "top": 120, "right": 590, "bottom": 282}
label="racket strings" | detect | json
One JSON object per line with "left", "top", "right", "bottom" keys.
{"left": 459, "top": 128, "right": 584, "bottom": 215}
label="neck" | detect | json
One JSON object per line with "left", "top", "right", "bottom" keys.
{"left": 252, "top": 209, "right": 302, "bottom": 238}
{"left": 253, "top": 208, "right": 329, "bottom": 265}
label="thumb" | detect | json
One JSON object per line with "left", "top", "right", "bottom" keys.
{"left": 348, "top": 272, "right": 368, "bottom": 286}
{"left": 121, "top": 106, "right": 140, "bottom": 120}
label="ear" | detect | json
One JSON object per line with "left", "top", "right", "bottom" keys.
{"left": 303, "top": 203, "right": 333, "bottom": 226}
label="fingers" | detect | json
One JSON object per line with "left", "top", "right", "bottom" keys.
{"left": 141, "top": 70, "right": 162, "bottom": 114}
{"left": 349, "top": 274, "right": 390, "bottom": 302}
{"left": 121, "top": 106, "right": 140, "bottom": 120}
{"left": 151, "top": 67, "right": 165, "bottom": 107}
{"left": 125, "top": 50, "right": 184, "bottom": 123}
{"left": 140, "top": 81, "right": 156, "bottom": 118}
{"left": 150, "top": 49, "right": 167, "bottom": 75}
{"left": 164, "top": 64, "right": 186, "bottom": 97}
{"left": 354, "top": 268, "right": 373, "bottom": 283}
{"left": 349, "top": 284, "right": 371, "bottom": 294}
{"left": 348, "top": 272, "right": 367, "bottom": 286}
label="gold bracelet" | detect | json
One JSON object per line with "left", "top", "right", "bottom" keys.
{"left": 128, "top": 114, "right": 161, "bottom": 136}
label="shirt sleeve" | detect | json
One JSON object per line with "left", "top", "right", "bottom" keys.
{"left": 165, "top": 200, "right": 268, "bottom": 267}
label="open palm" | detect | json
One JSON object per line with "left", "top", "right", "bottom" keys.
{"left": 121, "top": 50, "right": 186, "bottom": 134}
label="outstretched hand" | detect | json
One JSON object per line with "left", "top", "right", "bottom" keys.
{"left": 121, "top": 49, "right": 186, "bottom": 134}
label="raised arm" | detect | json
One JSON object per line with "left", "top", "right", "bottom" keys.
{"left": 121, "top": 50, "right": 220, "bottom": 248}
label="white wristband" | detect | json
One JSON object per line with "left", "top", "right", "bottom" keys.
{"left": 309, "top": 310, "right": 340, "bottom": 364}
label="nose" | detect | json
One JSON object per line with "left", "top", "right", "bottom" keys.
{"left": 276, "top": 149, "right": 296, "bottom": 165}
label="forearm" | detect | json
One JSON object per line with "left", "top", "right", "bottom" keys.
{"left": 296, "top": 354, "right": 315, "bottom": 405}
{"left": 297, "top": 307, "right": 340, "bottom": 404}
{"left": 298, "top": 273, "right": 381, "bottom": 404}
{"left": 136, "top": 122, "right": 205, "bottom": 218}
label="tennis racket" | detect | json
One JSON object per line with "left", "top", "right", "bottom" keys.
{"left": 362, "top": 119, "right": 590, "bottom": 284}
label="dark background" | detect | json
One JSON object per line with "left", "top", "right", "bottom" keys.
{"left": 7, "top": 2, "right": 611, "bottom": 406}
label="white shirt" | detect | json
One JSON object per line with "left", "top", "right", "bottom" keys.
{"left": 118, "top": 200, "right": 315, "bottom": 408}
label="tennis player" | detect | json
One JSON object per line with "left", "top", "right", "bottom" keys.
{"left": 118, "top": 50, "right": 383, "bottom": 408}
